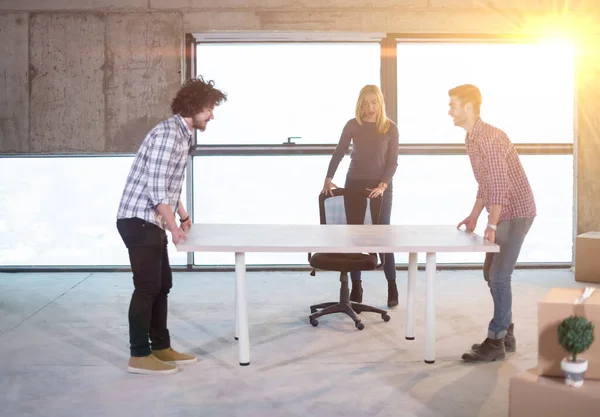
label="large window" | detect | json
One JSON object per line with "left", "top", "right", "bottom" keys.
{"left": 196, "top": 42, "right": 381, "bottom": 144}
{"left": 396, "top": 42, "right": 575, "bottom": 144}
{"left": 0, "top": 157, "right": 187, "bottom": 267}
{"left": 191, "top": 154, "right": 573, "bottom": 266}
{"left": 191, "top": 38, "right": 576, "bottom": 267}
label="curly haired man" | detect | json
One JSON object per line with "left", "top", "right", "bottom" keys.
{"left": 116, "top": 77, "right": 227, "bottom": 374}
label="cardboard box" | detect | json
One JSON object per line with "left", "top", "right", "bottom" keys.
{"left": 538, "top": 287, "right": 600, "bottom": 379}
{"left": 575, "top": 232, "right": 600, "bottom": 283}
{"left": 509, "top": 368, "right": 600, "bottom": 417}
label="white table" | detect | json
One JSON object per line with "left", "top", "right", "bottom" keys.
{"left": 176, "top": 224, "right": 499, "bottom": 366}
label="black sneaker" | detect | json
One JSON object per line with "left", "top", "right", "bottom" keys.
{"left": 387, "top": 280, "right": 398, "bottom": 308}
{"left": 350, "top": 280, "right": 363, "bottom": 303}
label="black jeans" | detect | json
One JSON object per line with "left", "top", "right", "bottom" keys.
{"left": 116, "top": 218, "right": 172, "bottom": 357}
{"left": 344, "top": 178, "right": 396, "bottom": 282}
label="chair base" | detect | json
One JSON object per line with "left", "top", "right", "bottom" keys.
{"left": 308, "top": 271, "right": 391, "bottom": 330}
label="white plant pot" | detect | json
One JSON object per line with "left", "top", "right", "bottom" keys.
{"left": 561, "top": 358, "right": 588, "bottom": 387}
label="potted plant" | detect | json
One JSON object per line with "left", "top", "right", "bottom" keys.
{"left": 557, "top": 315, "right": 595, "bottom": 387}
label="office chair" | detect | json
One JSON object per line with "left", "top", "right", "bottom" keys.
{"left": 307, "top": 188, "right": 391, "bottom": 330}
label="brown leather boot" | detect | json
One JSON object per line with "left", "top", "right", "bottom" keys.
{"left": 471, "top": 323, "right": 516, "bottom": 353}
{"left": 462, "top": 338, "right": 506, "bottom": 362}
{"left": 350, "top": 280, "right": 363, "bottom": 303}
{"left": 387, "top": 280, "right": 398, "bottom": 308}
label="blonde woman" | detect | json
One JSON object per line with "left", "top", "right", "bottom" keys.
{"left": 321, "top": 85, "right": 400, "bottom": 307}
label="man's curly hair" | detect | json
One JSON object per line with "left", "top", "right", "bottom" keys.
{"left": 171, "top": 76, "right": 227, "bottom": 117}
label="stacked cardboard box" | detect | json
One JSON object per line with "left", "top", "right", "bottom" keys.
{"left": 509, "top": 368, "right": 600, "bottom": 417}
{"left": 508, "top": 287, "right": 600, "bottom": 416}
{"left": 538, "top": 288, "right": 600, "bottom": 378}
{"left": 575, "top": 232, "right": 600, "bottom": 283}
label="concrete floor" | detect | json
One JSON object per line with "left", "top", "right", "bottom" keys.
{"left": 0, "top": 268, "right": 589, "bottom": 417}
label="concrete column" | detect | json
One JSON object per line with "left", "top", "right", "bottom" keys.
{"left": 576, "top": 37, "right": 600, "bottom": 234}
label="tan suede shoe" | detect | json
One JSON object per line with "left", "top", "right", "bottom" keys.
{"left": 128, "top": 354, "right": 178, "bottom": 375}
{"left": 152, "top": 347, "right": 198, "bottom": 365}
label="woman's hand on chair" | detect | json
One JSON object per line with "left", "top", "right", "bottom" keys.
{"left": 321, "top": 178, "right": 338, "bottom": 196}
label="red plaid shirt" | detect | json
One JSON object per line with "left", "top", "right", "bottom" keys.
{"left": 466, "top": 119, "right": 536, "bottom": 221}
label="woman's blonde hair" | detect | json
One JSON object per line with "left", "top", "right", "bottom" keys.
{"left": 354, "top": 84, "right": 390, "bottom": 134}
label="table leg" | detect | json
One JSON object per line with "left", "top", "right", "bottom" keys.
{"left": 406, "top": 252, "right": 418, "bottom": 340}
{"left": 424, "top": 252, "right": 436, "bottom": 364}
{"left": 235, "top": 252, "right": 250, "bottom": 366}
{"left": 234, "top": 281, "right": 239, "bottom": 341}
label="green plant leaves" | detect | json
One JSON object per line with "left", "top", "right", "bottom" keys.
{"left": 557, "top": 315, "right": 595, "bottom": 361}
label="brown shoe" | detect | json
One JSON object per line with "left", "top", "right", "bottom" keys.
{"left": 471, "top": 323, "right": 516, "bottom": 353}
{"left": 128, "top": 354, "right": 178, "bottom": 375}
{"left": 462, "top": 338, "right": 506, "bottom": 362}
{"left": 152, "top": 347, "right": 198, "bottom": 365}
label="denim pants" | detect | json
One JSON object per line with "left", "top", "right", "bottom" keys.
{"left": 116, "top": 218, "right": 173, "bottom": 357}
{"left": 344, "top": 177, "right": 396, "bottom": 282}
{"left": 484, "top": 217, "right": 534, "bottom": 339}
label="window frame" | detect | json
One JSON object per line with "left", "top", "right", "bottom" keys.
{"left": 185, "top": 32, "right": 576, "bottom": 270}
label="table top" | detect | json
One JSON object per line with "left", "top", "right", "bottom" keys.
{"left": 175, "top": 224, "right": 500, "bottom": 253}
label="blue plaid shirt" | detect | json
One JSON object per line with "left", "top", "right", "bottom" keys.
{"left": 117, "top": 115, "right": 193, "bottom": 229}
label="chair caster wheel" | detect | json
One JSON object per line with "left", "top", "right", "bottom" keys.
{"left": 356, "top": 322, "right": 364, "bottom": 330}
{"left": 310, "top": 318, "right": 319, "bottom": 327}
{"left": 382, "top": 313, "right": 391, "bottom": 322}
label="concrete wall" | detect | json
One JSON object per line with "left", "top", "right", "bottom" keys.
{"left": 1, "top": 10, "right": 182, "bottom": 154}
{"left": 0, "top": 13, "right": 28, "bottom": 153}
{"left": 104, "top": 12, "right": 182, "bottom": 153}
{"left": 0, "top": 0, "right": 599, "bottom": 235}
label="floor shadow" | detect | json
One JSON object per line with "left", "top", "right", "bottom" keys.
{"left": 415, "top": 361, "right": 517, "bottom": 417}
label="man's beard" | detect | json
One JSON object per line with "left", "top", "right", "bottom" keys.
{"left": 193, "top": 120, "right": 207, "bottom": 131}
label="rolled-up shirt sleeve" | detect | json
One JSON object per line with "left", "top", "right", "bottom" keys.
{"left": 480, "top": 134, "right": 508, "bottom": 206}
{"left": 147, "top": 130, "right": 177, "bottom": 207}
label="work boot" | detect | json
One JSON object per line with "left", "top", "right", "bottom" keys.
{"left": 387, "top": 280, "right": 398, "bottom": 308}
{"left": 128, "top": 354, "right": 178, "bottom": 375}
{"left": 462, "top": 338, "right": 506, "bottom": 362}
{"left": 350, "top": 280, "right": 363, "bottom": 303}
{"left": 152, "top": 347, "right": 198, "bottom": 365}
{"left": 471, "top": 323, "right": 516, "bottom": 353}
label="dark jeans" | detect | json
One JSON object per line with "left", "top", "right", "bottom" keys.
{"left": 483, "top": 217, "right": 534, "bottom": 339}
{"left": 116, "top": 217, "right": 172, "bottom": 357}
{"left": 344, "top": 177, "right": 396, "bottom": 282}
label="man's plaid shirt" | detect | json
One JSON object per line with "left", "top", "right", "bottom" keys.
{"left": 117, "top": 114, "right": 193, "bottom": 229}
{"left": 466, "top": 118, "right": 536, "bottom": 222}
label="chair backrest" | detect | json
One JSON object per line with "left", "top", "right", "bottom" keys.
{"left": 318, "top": 188, "right": 383, "bottom": 226}
{"left": 307, "top": 188, "right": 384, "bottom": 275}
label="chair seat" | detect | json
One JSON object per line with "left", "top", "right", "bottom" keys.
{"left": 309, "top": 252, "right": 378, "bottom": 273}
